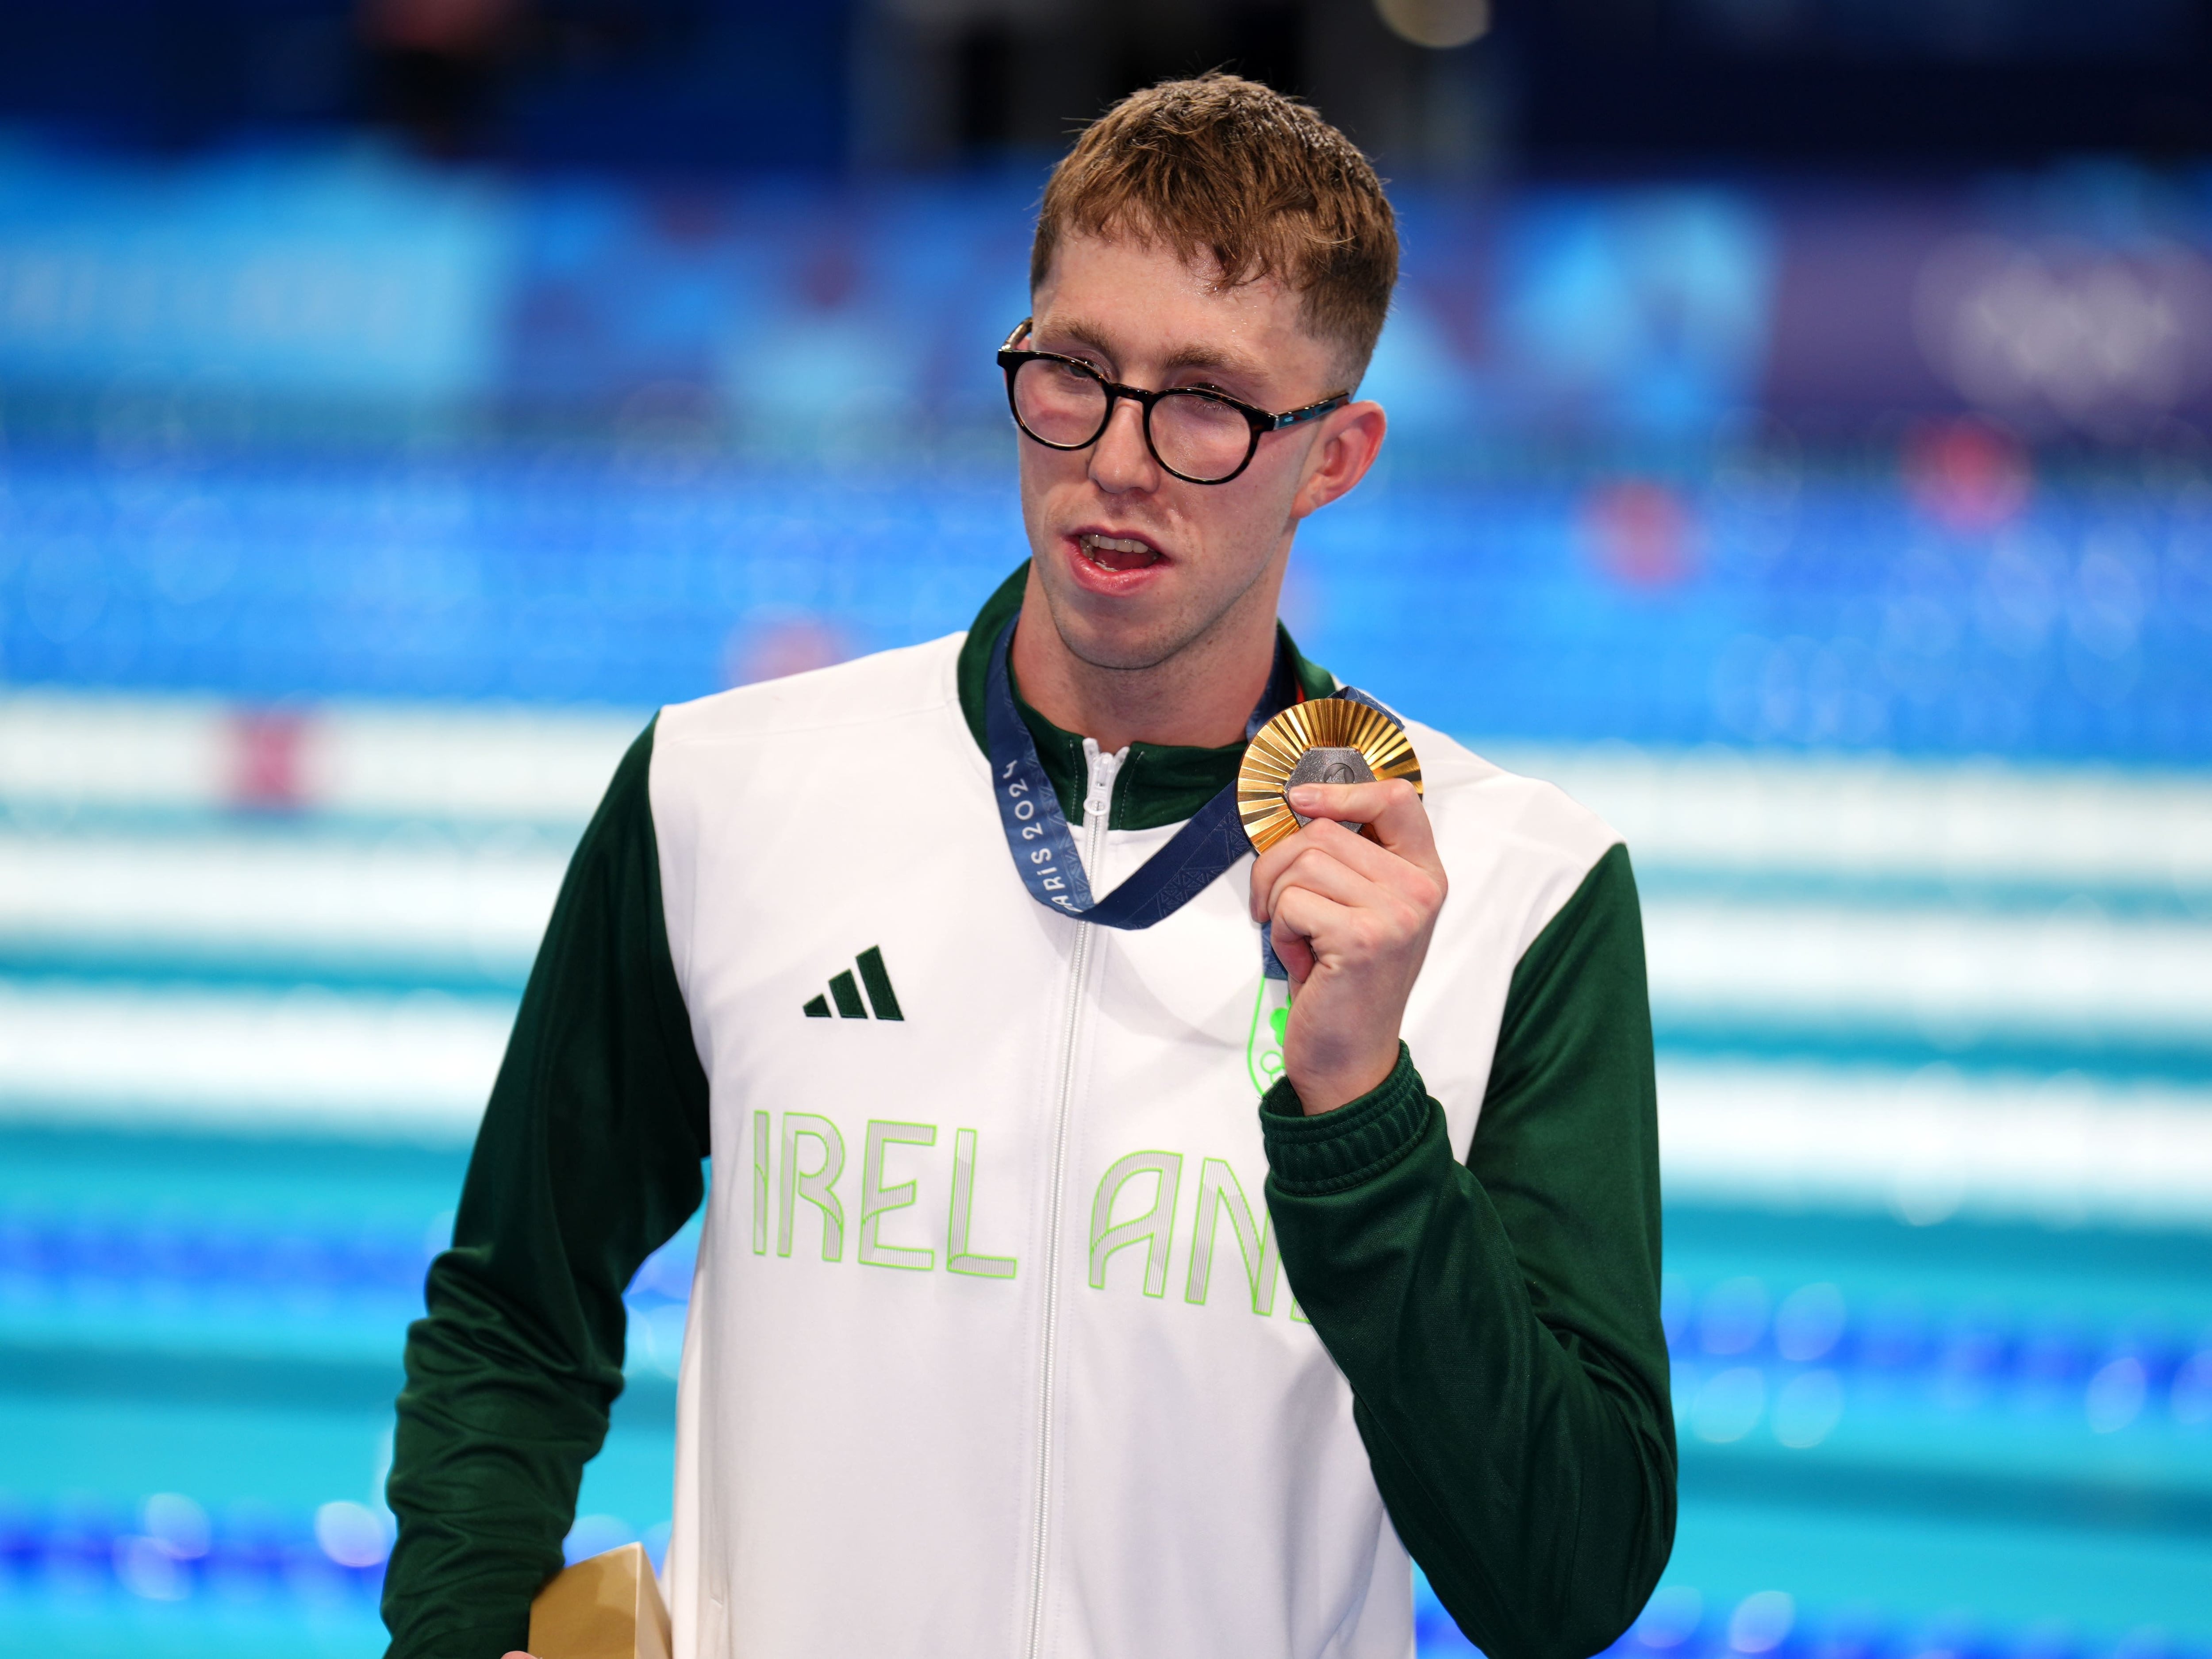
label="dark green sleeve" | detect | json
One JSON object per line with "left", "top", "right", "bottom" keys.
{"left": 1260, "top": 842, "right": 1674, "bottom": 1659}
{"left": 382, "top": 718, "right": 711, "bottom": 1659}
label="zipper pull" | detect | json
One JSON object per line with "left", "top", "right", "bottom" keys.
{"left": 1080, "top": 737, "right": 1127, "bottom": 826}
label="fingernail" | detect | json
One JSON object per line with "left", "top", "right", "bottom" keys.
{"left": 1286, "top": 785, "right": 1320, "bottom": 810}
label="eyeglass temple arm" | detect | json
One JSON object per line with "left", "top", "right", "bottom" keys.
{"left": 1270, "top": 394, "right": 1351, "bottom": 430}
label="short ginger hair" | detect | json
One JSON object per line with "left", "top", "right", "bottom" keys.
{"left": 1031, "top": 73, "right": 1398, "bottom": 380}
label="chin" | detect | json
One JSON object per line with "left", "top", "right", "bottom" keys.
{"left": 1054, "top": 613, "right": 1187, "bottom": 675}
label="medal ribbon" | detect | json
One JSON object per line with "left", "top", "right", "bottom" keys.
{"left": 985, "top": 614, "right": 1300, "bottom": 935}
{"left": 985, "top": 617, "right": 1407, "bottom": 977}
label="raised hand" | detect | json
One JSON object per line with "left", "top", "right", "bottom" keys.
{"left": 1248, "top": 779, "right": 1447, "bottom": 1113}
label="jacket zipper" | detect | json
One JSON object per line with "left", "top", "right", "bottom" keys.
{"left": 1025, "top": 739, "right": 1123, "bottom": 1659}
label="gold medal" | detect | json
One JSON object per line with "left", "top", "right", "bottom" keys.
{"left": 1237, "top": 698, "right": 1421, "bottom": 856}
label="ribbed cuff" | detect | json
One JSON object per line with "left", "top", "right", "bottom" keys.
{"left": 1258, "top": 1043, "right": 1433, "bottom": 1196}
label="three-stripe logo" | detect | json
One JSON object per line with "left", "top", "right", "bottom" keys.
{"left": 804, "top": 945, "right": 904, "bottom": 1021}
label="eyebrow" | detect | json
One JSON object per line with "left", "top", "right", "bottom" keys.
{"left": 1048, "top": 318, "right": 1266, "bottom": 383}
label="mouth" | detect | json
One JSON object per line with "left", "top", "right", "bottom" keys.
{"left": 1073, "top": 530, "right": 1166, "bottom": 574}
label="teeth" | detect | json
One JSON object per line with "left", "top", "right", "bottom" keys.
{"left": 1081, "top": 534, "right": 1156, "bottom": 557}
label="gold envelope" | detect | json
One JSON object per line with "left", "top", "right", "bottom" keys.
{"left": 526, "top": 1542, "right": 672, "bottom": 1659}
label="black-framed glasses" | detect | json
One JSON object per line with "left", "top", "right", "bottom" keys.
{"left": 996, "top": 319, "right": 1350, "bottom": 485}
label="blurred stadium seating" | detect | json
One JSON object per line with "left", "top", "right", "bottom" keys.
{"left": 0, "top": 130, "right": 2208, "bottom": 1657}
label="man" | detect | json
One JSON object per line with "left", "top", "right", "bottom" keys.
{"left": 384, "top": 73, "right": 1674, "bottom": 1659}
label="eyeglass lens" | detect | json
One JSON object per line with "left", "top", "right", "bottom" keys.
{"left": 1011, "top": 358, "right": 1254, "bottom": 483}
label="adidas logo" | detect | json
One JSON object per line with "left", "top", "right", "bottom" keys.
{"left": 803, "top": 946, "right": 905, "bottom": 1022}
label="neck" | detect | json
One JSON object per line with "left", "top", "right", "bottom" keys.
{"left": 1009, "top": 565, "right": 1282, "bottom": 753}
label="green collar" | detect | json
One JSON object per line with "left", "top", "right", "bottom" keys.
{"left": 954, "top": 562, "right": 1336, "bottom": 832}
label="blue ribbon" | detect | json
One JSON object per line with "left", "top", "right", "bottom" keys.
{"left": 984, "top": 615, "right": 1397, "bottom": 979}
{"left": 986, "top": 614, "right": 1290, "bottom": 930}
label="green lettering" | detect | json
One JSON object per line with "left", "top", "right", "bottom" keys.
{"left": 751, "top": 1110, "right": 769, "bottom": 1256}
{"left": 779, "top": 1113, "right": 846, "bottom": 1261}
{"left": 947, "top": 1128, "right": 1018, "bottom": 1279}
{"left": 858, "top": 1121, "right": 937, "bottom": 1271}
{"left": 1183, "top": 1157, "right": 1281, "bottom": 1315}
{"left": 1088, "top": 1151, "right": 1183, "bottom": 1298}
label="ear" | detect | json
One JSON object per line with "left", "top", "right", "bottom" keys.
{"left": 1289, "top": 399, "right": 1387, "bottom": 521}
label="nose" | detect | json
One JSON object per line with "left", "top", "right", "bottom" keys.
{"left": 1088, "top": 396, "right": 1160, "bottom": 495}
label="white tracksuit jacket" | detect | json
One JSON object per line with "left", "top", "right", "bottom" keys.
{"left": 645, "top": 629, "right": 1619, "bottom": 1659}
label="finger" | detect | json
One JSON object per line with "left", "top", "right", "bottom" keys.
{"left": 1250, "top": 831, "right": 1308, "bottom": 922}
{"left": 1271, "top": 886, "right": 1354, "bottom": 984}
{"left": 1250, "top": 816, "right": 1394, "bottom": 919}
{"left": 1271, "top": 884, "right": 1353, "bottom": 957}
{"left": 1263, "top": 842, "right": 1382, "bottom": 926}
{"left": 1252, "top": 813, "right": 1437, "bottom": 922}
{"left": 1281, "top": 814, "right": 1406, "bottom": 883}
{"left": 1284, "top": 779, "right": 1441, "bottom": 876}
{"left": 1270, "top": 917, "right": 1314, "bottom": 987}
